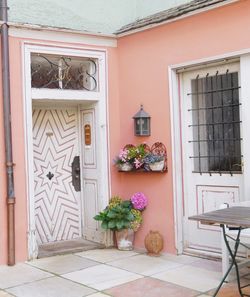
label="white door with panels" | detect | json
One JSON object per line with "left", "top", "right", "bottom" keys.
{"left": 33, "top": 107, "right": 82, "bottom": 244}
{"left": 33, "top": 106, "right": 102, "bottom": 245}
{"left": 80, "top": 108, "right": 103, "bottom": 242}
{"left": 181, "top": 62, "right": 244, "bottom": 253}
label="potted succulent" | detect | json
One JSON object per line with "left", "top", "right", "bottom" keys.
{"left": 94, "top": 193, "right": 147, "bottom": 250}
{"left": 143, "top": 153, "right": 165, "bottom": 171}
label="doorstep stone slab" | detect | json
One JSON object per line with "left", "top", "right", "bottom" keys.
{"left": 62, "top": 263, "right": 143, "bottom": 290}
{"left": 0, "top": 263, "right": 52, "bottom": 289}
{"left": 28, "top": 254, "right": 99, "bottom": 274}
{"left": 6, "top": 276, "right": 96, "bottom": 297}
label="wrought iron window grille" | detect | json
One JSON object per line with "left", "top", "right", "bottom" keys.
{"left": 188, "top": 70, "right": 242, "bottom": 176}
{"left": 31, "top": 53, "right": 98, "bottom": 91}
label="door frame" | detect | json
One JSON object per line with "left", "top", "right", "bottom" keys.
{"left": 168, "top": 49, "right": 250, "bottom": 255}
{"left": 22, "top": 43, "right": 111, "bottom": 259}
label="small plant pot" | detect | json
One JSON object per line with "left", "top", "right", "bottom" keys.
{"left": 144, "top": 230, "right": 164, "bottom": 256}
{"left": 115, "top": 229, "right": 134, "bottom": 250}
{"left": 119, "top": 163, "right": 133, "bottom": 171}
{"left": 149, "top": 160, "right": 164, "bottom": 171}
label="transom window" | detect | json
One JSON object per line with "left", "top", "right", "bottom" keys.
{"left": 31, "top": 53, "right": 98, "bottom": 91}
{"left": 188, "top": 70, "right": 242, "bottom": 174}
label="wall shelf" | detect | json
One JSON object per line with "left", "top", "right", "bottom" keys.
{"left": 116, "top": 142, "right": 168, "bottom": 173}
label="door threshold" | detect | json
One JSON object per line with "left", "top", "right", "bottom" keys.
{"left": 38, "top": 238, "right": 105, "bottom": 258}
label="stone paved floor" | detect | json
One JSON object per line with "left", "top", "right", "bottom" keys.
{"left": 0, "top": 248, "right": 249, "bottom": 297}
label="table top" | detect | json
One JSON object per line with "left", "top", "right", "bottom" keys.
{"left": 189, "top": 206, "right": 250, "bottom": 228}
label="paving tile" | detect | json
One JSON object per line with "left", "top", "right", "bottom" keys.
{"left": 207, "top": 277, "right": 250, "bottom": 296}
{"left": 7, "top": 276, "right": 96, "bottom": 297}
{"left": 161, "top": 253, "right": 201, "bottom": 265}
{"left": 152, "top": 265, "right": 221, "bottom": 292}
{"left": 0, "top": 291, "right": 14, "bottom": 297}
{"left": 88, "top": 292, "right": 111, "bottom": 297}
{"left": 62, "top": 264, "right": 142, "bottom": 290}
{"left": 28, "top": 254, "right": 99, "bottom": 274}
{"left": 109, "top": 254, "right": 182, "bottom": 276}
{"left": 76, "top": 248, "right": 138, "bottom": 263}
{"left": 105, "top": 277, "right": 199, "bottom": 297}
{"left": 0, "top": 263, "right": 52, "bottom": 289}
{"left": 188, "top": 258, "right": 222, "bottom": 273}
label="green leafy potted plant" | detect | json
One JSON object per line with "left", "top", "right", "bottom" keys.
{"left": 94, "top": 193, "right": 147, "bottom": 250}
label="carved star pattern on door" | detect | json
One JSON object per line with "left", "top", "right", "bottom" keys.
{"left": 33, "top": 108, "right": 81, "bottom": 244}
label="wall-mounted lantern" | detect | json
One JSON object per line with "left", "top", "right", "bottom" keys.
{"left": 133, "top": 105, "right": 151, "bottom": 136}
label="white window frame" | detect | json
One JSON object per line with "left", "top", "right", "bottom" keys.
{"left": 169, "top": 49, "right": 250, "bottom": 254}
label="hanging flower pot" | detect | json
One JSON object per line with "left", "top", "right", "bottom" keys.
{"left": 149, "top": 160, "right": 165, "bottom": 171}
{"left": 118, "top": 162, "right": 133, "bottom": 171}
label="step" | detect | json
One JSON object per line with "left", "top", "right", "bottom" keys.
{"left": 38, "top": 238, "right": 105, "bottom": 258}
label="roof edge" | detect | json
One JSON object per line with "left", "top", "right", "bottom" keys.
{"left": 4, "top": 21, "right": 117, "bottom": 39}
{"left": 116, "top": 0, "right": 239, "bottom": 37}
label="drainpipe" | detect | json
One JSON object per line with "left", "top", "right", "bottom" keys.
{"left": 0, "top": 0, "right": 15, "bottom": 266}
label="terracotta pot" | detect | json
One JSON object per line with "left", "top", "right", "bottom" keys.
{"left": 144, "top": 230, "right": 164, "bottom": 256}
{"left": 115, "top": 229, "right": 134, "bottom": 250}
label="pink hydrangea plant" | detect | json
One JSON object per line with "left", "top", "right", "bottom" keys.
{"left": 131, "top": 192, "right": 148, "bottom": 210}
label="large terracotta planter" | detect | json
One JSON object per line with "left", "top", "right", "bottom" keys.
{"left": 115, "top": 229, "right": 134, "bottom": 250}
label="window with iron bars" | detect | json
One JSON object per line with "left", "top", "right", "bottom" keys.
{"left": 188, "top": 70, "right": 242, "bottom": 175}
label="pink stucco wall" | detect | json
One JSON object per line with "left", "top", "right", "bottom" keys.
{"left": 0, "top": 36, "right": 120, "bottom": 265}
{"left": 1, "top": 0, "right": 250, "bottom": 265}
{"left": 117, "top": 0, "right": 250, "bottom": 253}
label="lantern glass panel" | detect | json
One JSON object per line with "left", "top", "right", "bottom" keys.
{"left": 135, "top": 118, "right": 150, "bottom": 136}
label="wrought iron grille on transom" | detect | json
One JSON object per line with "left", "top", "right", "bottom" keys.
{"left": 188, "top": 70, "right": 242, "bottom": 175}
{"left": 31, "top": 53, "right": 98, "bottom": 91}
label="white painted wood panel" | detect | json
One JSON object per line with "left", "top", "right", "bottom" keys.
{"left": 33, "top": 108, "right": 81, "bottom": 244}
{"left": 80, "top": 108, "right": 105, "bottom": 243}
{"left": 181, "top": 62, "right": 243, "bottom": 253}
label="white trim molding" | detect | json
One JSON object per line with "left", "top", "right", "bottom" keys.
{"left": 23, "top": 44, "right": 111, "bottom": 259}
{"left": 10, "top": 26, "right": 117, "bottom": 48}
{"left": 169, "top": 48, "right": 250, "bottom": 255}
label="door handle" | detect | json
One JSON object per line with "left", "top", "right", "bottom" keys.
{"left": 72, "top": 156, "right": 81, "bottom": 192}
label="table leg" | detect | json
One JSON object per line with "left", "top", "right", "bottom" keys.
{"left": 213, "top": 225, "right": 249, "bottom": 297}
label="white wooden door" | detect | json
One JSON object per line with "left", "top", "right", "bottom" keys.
{"left": 33, "top": 107, "right": 81, "bottom": 244}
{"left": 181, "top": 62, "right": 243, "bottom": 253}
{"left": 80, "top": 108, "right": 103, "bottom": 242}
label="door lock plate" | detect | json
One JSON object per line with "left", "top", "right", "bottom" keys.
{"left": 72, "top": 156, "right": 81, "bottom": 192}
